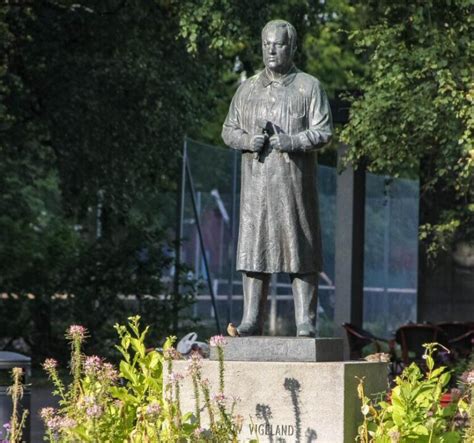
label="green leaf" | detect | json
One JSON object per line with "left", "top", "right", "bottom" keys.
{"left": 109, "top": 386, "right": 139, "bottom": 405}
{"left": 412, "top": 424, "right": 429, "bottom": 435}
{"left": 130, "top": 338, "right": 146, "bottom": 358}
{"left": 429, "top": 367, "right": 446, "bottom": 379}
{"left": 120, "top": 360, "right": 137, "bottom": 384}
{"left": 440, "top": 431, "right": 462, "bottom": 443}
{"left": 438, "top": 372, "right": 451, "bottom": 388}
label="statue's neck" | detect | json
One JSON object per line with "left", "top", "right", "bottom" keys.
{"left": 265, "top": 65, "right": 293, "bottom": 81}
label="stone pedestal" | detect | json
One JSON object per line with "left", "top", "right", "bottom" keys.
{"left": 173, "top": 359, "right": 387, "bottom": 443}
{"left": 210, "top": 337, "right": 343, "bottom": 362}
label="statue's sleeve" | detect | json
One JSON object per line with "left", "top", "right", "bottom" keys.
{"left": 295, "top": 81, "right": 333, "bottom": 151}
{"left": 221, "top": 84, "right": 250, "bottom": 151}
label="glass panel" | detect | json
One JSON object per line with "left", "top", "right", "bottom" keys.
{"left": 363, "top": 174, "right": 419, "bottom": 338}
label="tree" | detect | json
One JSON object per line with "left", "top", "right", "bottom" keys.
{"left": 176, "top": 0, "right": 366, "bottom": 143}
{"left": 0, "top": 1, "right": 213, "bottom": 359}
{"left": 340, "top": 0, "right": 473, "bottom": 261}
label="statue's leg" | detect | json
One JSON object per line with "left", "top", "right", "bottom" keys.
{"left": 238, "top": 272, "right": 270, "bottom": 336}
{"left": 290, "top": 272, "right": 318, "bottom": 337}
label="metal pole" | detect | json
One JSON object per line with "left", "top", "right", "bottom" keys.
{"left": 192, "top": 191, "right": 201, "bottom": 319}
{"left": 173, "top": 137, "right": 187, "bottom": 331}
{"left": 185, "top": 157, "right": 222, "bottom": 334}
{"left": 227, "top": 150, "right": 238, "bottom": 324}
{"left": 219, "top": 215, "right": 225, "bottom": 274}
{"left": 383, "top": 178, "right": 391, "bottom": 330}
{"left": 194, "top": 191, "right": 202, "bottom": 277}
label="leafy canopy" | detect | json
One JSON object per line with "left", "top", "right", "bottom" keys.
{"left": 340, "top": 0, "right": 473, "bottom": 259}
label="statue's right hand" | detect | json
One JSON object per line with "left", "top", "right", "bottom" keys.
{"left": 249, "top": 134, "right": 266, "bottom": 152}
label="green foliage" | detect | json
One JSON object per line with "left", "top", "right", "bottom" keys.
{"left": 304, "top": 0, "right": 368, "bottom": 97}
{"left": 1, "top": 0, "right": 370, "bottom": 361}
{"left": 0, "top": 1, "right": 204, "bottom": 360}
{"left": 357, "top": 343, "right": 469, "bottom": 442}
{"left": 175, "top": 0, "right": 365, "bottom": 147}
{"left": 0, "top": 0, "right": 379, "bottom": 362}
{"left": 40, "top": 317, "right": 246, "bottom": 442}
{"left": 467, "top": 383, "right": 474, "bottom": 443}
{"left": 111, "top": 317, "right": 166, "bottom": 414}
{"left": 340, "top": 0, "right": 473, "bottom": 261}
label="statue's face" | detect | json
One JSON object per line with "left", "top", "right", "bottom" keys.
{"left": 262, "top": 26, "right": 294, "bottom": 74}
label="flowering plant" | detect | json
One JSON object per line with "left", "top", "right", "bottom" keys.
{"left": 1, "top": 366, "right": 28, "bottom": 443}
{"left": 40, "top": 317, "right": 247, "bottom": 442}
{"left": 0, "top": 422, "right": 11, "bottom": 443}
{"left": 460, "top": 365, "right": 474, "bottom": 443}
{"left": 357, "top": 343, "right": 471, "bottom": 442}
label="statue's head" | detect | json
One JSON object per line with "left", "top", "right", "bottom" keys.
{"left": 261, "top": 20, "right": 297, "bottom": 74}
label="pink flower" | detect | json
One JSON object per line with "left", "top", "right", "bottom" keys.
{"left": 79, "top": 395, "right": 96, "bottom": 412}
{"left": 209, "top": 335, "right": 227, "bottom": 347}
{"left": 186, "top": 351, "right": 202, "bottom": 376}
{"left": 114, "top": 400, "right": 124, "bottom": 408}
{"left": 101, "top": 362, "right": 119, "bottom": 382}
{"left": 201, "top": 378, "right": 210, "bottom": 388}
{"left": 84, "top": 355, "right": 102, "bottom": 374}
{"left": 44, "top": 415, "right": 76, "bottom": 432}
{"left": 191, "top": 350, "right": 203, "bottom": 362}
{"left": 169, "top": 372, "right": 184, "bottom": 383}
{"left": 460, "top": 370, "right": 474, "bottom": 384}
{"left": 212, "top": 392, "right": 227, "bottom": 406}
{"left": 42, "top": 358, "right": 58, "bottom": 372}
{"left": 467, "top": 370, "right": 474, "bottom": 384}
{"left": 86, "top": 404, "right": 103, "bottom": 418}
{"left": 193, "top": 427, "right": 206, "bottom": 438}
{"left": 388, "top": 430, "right": 401, "bottom": 443}
{"left": 46, "top": 416, "right": 64, "bottom": 433}
{"left": 60, "top": 417, "right": 77, "bottom": 430}
{"left": 66, "top": 325, "right": 87, "bottom": 340}
{"left": 81, "top": 395, "right": 95, "bottom": 406}
{"left": 40, "top": 407, "right": 56, "bottom": 422}
{"left": 163, "top": 347, "right": 181, "bottom": 360}
{"left": 145, "top": 401, "right": 161, "bottom": 417}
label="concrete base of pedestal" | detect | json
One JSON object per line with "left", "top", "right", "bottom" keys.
{"left": 173, "top": 359, "right": 387, "bottom": 443}
{"left": 209, "top": 337, "right": 343, "bottom": 362}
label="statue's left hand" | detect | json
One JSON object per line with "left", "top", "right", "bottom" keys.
{"left": 269, "top": 134, "right": 293, "bottom": 152}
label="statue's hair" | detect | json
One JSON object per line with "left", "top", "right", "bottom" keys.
{"left": 261, "top": 20, "right": 297, "bottom": 50}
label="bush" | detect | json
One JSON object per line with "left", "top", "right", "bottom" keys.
{"left": 40, "top": 317, "right": 245, "bottom": 442}
{"left": 357, "top": 343, "right": 472, "bottom": 442}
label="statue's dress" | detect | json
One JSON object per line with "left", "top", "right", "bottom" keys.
{"left": 222, "top": 66, "right": 333, "bottom": 274}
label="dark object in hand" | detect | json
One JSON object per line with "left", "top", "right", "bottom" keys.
{"left": 254, "top": 118, "right": 276, "bottom": 160}
{"left": 256, "top": 118, "right": 276, "bottom": 137}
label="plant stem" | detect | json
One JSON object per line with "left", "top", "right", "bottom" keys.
{"left": 192, "top": 373, "right": 201, "bottom": 426}
{"left": 218, "top": 346, "right": 225, "bottom": 394}
{"left": 8, "top": 367, "right": 26, "bottom": 443}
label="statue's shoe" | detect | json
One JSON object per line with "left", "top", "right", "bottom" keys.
{"left": 297, "top": 322, "right": 315, "bottom": 337}
{"left": 237, "top": 322, "right": 259, "bottom": 336}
